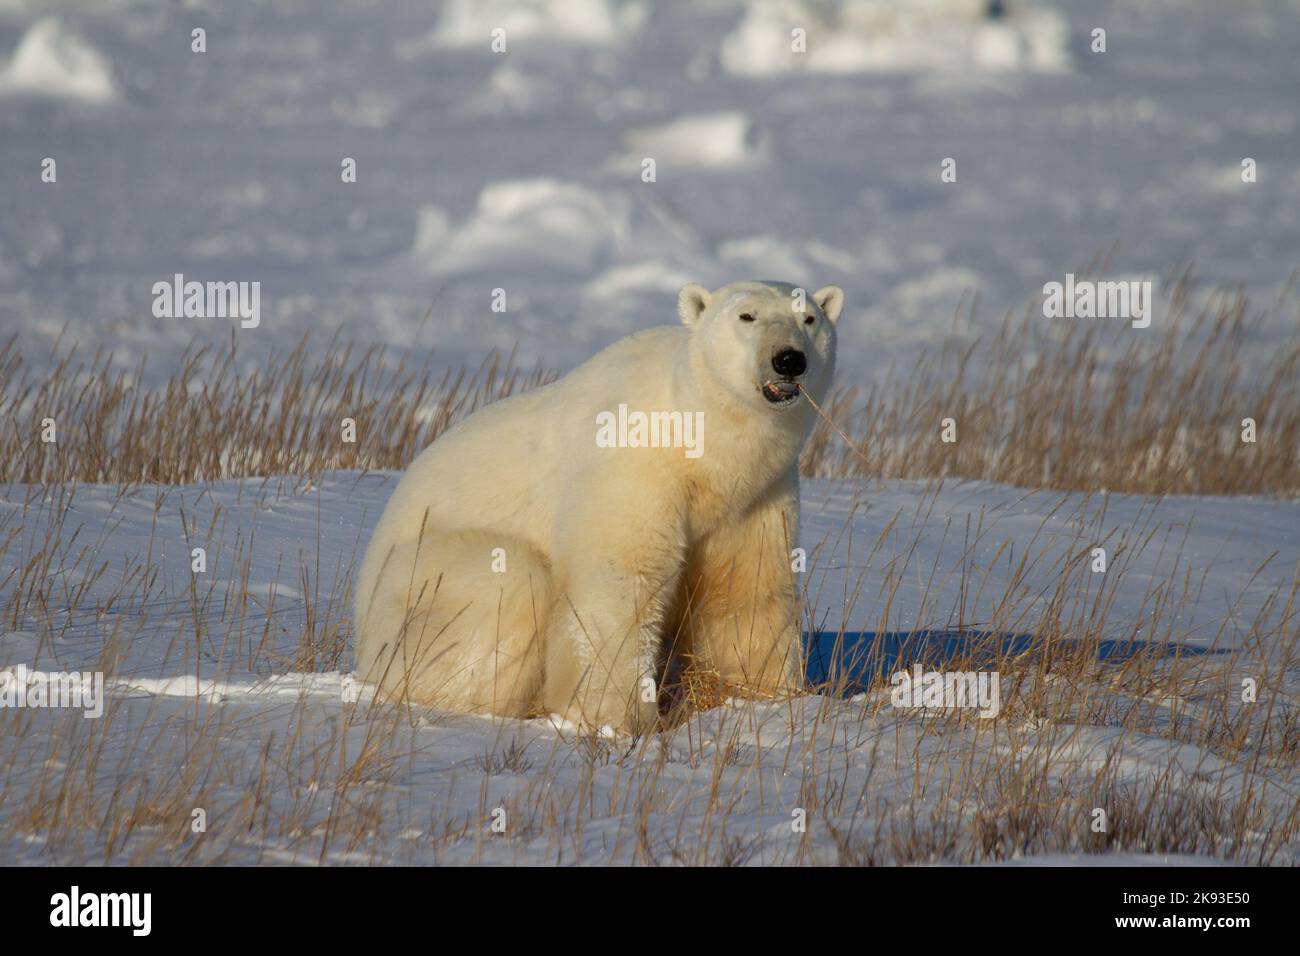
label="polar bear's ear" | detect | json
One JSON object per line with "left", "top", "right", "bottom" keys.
{"left": 677, "top": 283, "right": 712, "bottom": 326}
{"left": 813, "top": 285, "right": 844, "bottom": 324}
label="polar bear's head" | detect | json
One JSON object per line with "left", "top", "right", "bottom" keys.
{"left": 677, "top": 279, "right": 843, "bottom": 413}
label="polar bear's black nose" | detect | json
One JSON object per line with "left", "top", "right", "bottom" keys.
{"left": 772, "top": 348, "right": 806, "bottom": 377}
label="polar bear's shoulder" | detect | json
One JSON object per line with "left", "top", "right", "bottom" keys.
{"left": 567, "top": 324, "right": 687, "bottom": 380}
{"left": 595, "top": 324, "right": 685, "bottom": 360}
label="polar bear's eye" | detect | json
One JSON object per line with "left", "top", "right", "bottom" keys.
{"left": 738, "top": 312, "right": 755, "bottom": 322}
{"left": 804, "top": 315, "right": 815, "bottom": 325}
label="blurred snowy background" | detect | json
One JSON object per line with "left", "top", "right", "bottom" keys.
{"left": 2, "top": 0, "right": 1298, "bottom": 381}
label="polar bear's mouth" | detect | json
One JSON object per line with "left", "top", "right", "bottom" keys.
{"left": 761, "top": 380, "right": 801, "bottom": 405}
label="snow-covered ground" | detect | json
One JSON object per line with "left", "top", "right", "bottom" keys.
{"left": 2, "top": 0, "right": 1299, "bottom": 379}
{"left": 1, "top": 474, "right": 1296, "bottom": 864}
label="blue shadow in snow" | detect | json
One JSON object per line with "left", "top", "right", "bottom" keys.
{"left": 804, "top": 629, "right": 1228, "bottom": 697}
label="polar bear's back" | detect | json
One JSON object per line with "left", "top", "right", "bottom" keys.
{"left": 370, "top": 324, "right": 688, "bottom": 551}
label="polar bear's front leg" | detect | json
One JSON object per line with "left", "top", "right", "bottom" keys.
{"left": 686, "top": 485, "right": 804, "bottom": 698}
{"left": 543, "top": 522, "right": 685, "bottom": 735}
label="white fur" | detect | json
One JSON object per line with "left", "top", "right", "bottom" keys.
{"left": 354, "top": 280, "right": 843, "bottom": 732}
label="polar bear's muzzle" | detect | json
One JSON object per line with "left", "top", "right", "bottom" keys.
{"left": 761, "top": 347, "right": 806, "bottom": 405}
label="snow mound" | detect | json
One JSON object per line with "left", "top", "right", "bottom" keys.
{"left": 719, "top": 234, "right": 859, "bottom": 279}
{"left": 0, "top": 17, "right": 117, "bottom": 102}
{"left": 109, "top": 672, "right": 353, "bottom": 703}
{"left": 434, "top": 0, "right": 645, "bottom": 47}
{"left": 583, "top": 260, "right": 699, "bottom": 301}
{"left": 624, "top": 112, "right": 761, "bottom": 168}
{"left": 417, "top": 179, "right": 631, "bottom": 275}
{"left": 720, "top": 0, "right": 1070, "bottom": 77}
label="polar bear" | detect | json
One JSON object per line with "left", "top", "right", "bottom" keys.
{"left": 354, "top": 279, "right": 844, "bottom": 733}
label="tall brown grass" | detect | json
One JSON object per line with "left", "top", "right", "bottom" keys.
{"left": 3, "top": 275, "right": 1297, "bottom": 494}
{"left": 0, "top": 330, "right": 552, "bottom": 488}
{"left": 802, "top": 274, "right": 1300, "bottom": 494}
